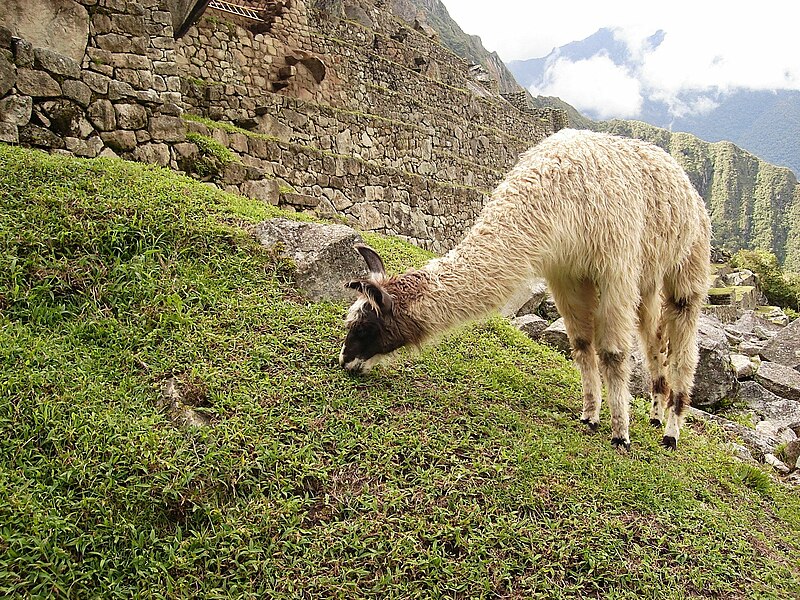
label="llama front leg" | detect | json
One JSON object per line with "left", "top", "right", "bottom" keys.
{"left": 549, "top": 279, "right": 602, "bottom": 430}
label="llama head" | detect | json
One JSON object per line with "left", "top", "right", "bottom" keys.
{"left": 339, "top": 244, "right": 423, "bottom": 373}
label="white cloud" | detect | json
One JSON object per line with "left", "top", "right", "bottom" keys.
{"left": 531, "top": 54, "right": 643, "bottom": 119}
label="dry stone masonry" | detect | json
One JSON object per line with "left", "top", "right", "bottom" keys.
{"left": 0, "top": 0, "right": 565, "bottom": 253}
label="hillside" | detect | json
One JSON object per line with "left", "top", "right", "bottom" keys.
{"left": 2, "top": 144, "right": 800, "bottom": 597}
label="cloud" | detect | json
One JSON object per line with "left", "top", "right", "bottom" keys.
{"left": 530, "top": 54, "right": 643, "bottom": 119}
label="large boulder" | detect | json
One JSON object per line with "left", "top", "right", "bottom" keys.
{"left": 692, "top": 314, "right": 738, "bottom": 409}
{"left": 759, "top": 316, "right": 800, "bottom": 369}
{"left": 254, "top": 218, "right": 366, "bottom": 303}
{"left": 539, "top": 317, "right": 571, "bottom": 355}
{"left": 0, "top": 0, "right": 89, "bottom": 63}
{"left": 754, "top": 361, "right": 800, "bottom": 402}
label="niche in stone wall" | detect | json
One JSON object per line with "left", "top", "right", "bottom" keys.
{"left": 272, "top": 50, "right": 326, "bottom": 98}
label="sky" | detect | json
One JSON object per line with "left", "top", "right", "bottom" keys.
{"left": 439, "top": 0, "right": 800, "bottom": 120}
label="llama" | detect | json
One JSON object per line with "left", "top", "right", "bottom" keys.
{"left": 340, "top": 129, "right": 711, "bottom": 451}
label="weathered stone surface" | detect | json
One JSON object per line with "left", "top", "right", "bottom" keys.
{"left": 730, "top": 354, "right": 755, "bottom": 379}
{"left": 536, "top": 296, "right": 561, "bottom": 322}
{"left": 691, "top": 315, "right": 738, "bottom": 408}
{"left": 725, "top": 310, "right": 782, "bottom": 340}
{"left": 100, "top": 130, "right": 137, "bottom": 152}
{"left": 689, "top": 407, "right": 779, "bottom": 459}
{"left": 87, "top": 99, "right": 115, "bottom": 131}
{"left": 115, "top": 103, "right": 148, "bottom": 130}
{"left": 62, "top": 79, "right": 92, "bottom": 107}
{"left": 737, "top": 380, "right": 800, "bottom": 426}
{"left": 782, "top": 439, "right": 800, "bottom": 470}
{"left": 0, "top": 50, "right": 14, "bottom": 96}
{"left": 82, "top": 70, "right": 111, "bottom": 94}
{"left": 34, "top": 48, "right": 80, "bottom": 78}
{"left": 759, "top": 316, "right": 800, "bottom": 369}
{"left": 0, "top": 122, "right": 17, "bottom": 143}
{"left": 241, "top": 179, "right": 279, "bottom": 205}
{"left": 15, "top": 68, "right": 61, "bottom": 97}
{"left": 65, "top": 135, "right": 103, "bottom": 157}
{"left": 254, "top": 218, "right": 366, "bottom": 302}
{"left": 18, "top": 123, "right": 65, "bottom": 148}
{"left": 539, "top": 318, "right": 570, "bottom": 355}
{"left": 148, "top": 115, "right": 185, "bottom": 142}
{"left": 510, "top": 314, "right": 548, "bottom": 340}
{"left": 132, "top": 143, "right": 171, "bottom": 166}
{"left": 0, "top": 94, "right": 32, "bottom": 126}
{"left": 0, "top": 0, "right": 89, "bottom": 63}
{"left": 755, "top": 360, "right": 800, "bottom": 402}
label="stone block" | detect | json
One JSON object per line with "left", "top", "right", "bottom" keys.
{"left": 539, "top": 318, "right": 571, "bottom": 355}
{"left": 33, "top": 48, "right": 81, "bottom": 79}
{"left": 0, "top": 122, "right": 18, "bottom": 143}
{"left": 65, "top": 135, "right": 103, "bottom": 157}
{"left": 108, "top": 80, "right": 136, "bottom": 100}
{"left": 62, "top": 79, "right": 92, "bottom": 107}
{"left": 100, "top": 129, "right": 137, "bottom": 152}
{"left": 18, "top": 123, "right": 65, "bottom": 148}
{"left": 0, "top": 50, "right": 14, "bottom": 96}
{"left": 132, "top": 142, "right": 170, "bottom": 166}
{"left": 82, "top": 70, "right": 111, "bottom": 94}
{"left": 0, "top": 94, "right": 31, "bottom": 126}
{"left": 755, "top": 361, "right": 800, "bottom": 402}
{"left": 15, "top": 68, "right": 61, "bottom": 97}
{"left": 148, "top": 115, "right": 185, "bottom": 142}
{"left": 511, "top": 314, "right": 549, "bottom": 340}
{"left": 11, "top": 38, "right": 34, "bottom": 68}
{"left": 115, "top": 102, "right": 147, "bottom": 129}
{"left": 88, "top": 99, "right": 116, "bottom": 131}
{"left": 241, "top": 179, "right": 279, "bottom": 205}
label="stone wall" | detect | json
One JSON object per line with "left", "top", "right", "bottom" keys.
{"left": 0, "top": 0, "right": 566, "bottom": 254}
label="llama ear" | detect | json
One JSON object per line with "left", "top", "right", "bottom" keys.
{"left": 345, "top": 279, "right": 393, "bottom": 314}
{"left": 354, "top": 244, "right": 386, "bottom": 278}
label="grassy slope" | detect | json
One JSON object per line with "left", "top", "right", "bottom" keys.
{"left": 0, "top": 144, "right": 799, "bottom": 599}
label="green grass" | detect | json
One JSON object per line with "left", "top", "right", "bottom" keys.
{"left": 1, "top": 144, "right": 799, "bottom": 598}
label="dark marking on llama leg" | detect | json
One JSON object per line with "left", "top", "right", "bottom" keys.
{"left": 650, "top": 417, "right": 663, "bottom": 428}
{"left": 579, "top": 394, "right": 600, "bottom": 431}
{"left": 650, "top": 376, "right": 669, "bottom": 427}
{"left": 662, "top": 436, "right": 677, "bottom": 450}
{"left": 573, "top": 337, "right": 591, "bottom": 353}
{"left": 611, "top": 437, "right": 631, "bottom": 452}
{"left": 671, "top": 391, "right": 689, "bottom": 417}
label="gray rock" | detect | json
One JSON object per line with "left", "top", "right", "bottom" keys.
{"left": 725, "top": 310, "right": 782, "bottom": 339}
{"left": 100, "top": 130, "right": 137, "bottom": 152}
{"left": 115, "top": 103, "right": 147, "bottom": 130}
{"left": 759, "top": 316, "right": 800, "bottom": 369}
{"left": 18, "top": 123, "right": 65, "bottom": 148}
{"left": 0, "top": 50, "right": 14, "bottom": 96}
{"left": 781, "top": 439, "right": 800, "bottom": 470}
{"left": 755, "top": 361, "right": 800, "bottom": 402}
{"left": 253, "top": 218, "right": 367, "bottom": 303}
{"left": 723, "top": 269, "right": 757, "bottom": 287}
{"left": 510, "top": 314, "right": 548, "bottom": 340}
{"left": 62, "top": 79, "right": 92, "bottom": 107}
{"left": 689, "top": 407, "right": 779, "bottom": 459}
{"left": 739, "top": 340, "right": 766, "bottom": 357}
{"left": 33, "top": 47, "right": 80, "bottom": 78}
{"left": 0, "top": 122, "right": 17, "bottom": 143}
{"left": 15, "top": 68, "right": 61, "bottom": 97}
{"left": 132, "top": 143, "right": 170, "bottom": 166}
{"left": 41, "top": 99, "right": 82, "bottom": 136}
{"left": 764, "top": 453, "right": 791, "bottom": 474}
{"left": 536, "top": 296, "right": 561, "bottom": 322}
{"left": 737, "top": 380, "right": 800, "bottom": 426}
{"left": 730, "top": 354, "right": 755, "bottom": 379}
{"left": 539, "top": 318, "right": 571, "bottom": 355}
{"left": 148, "top": 115, "right": 186, "bottom": 142}
{"left": 0, "top": 94, "right": 32, "bottom": 126}
{"left": 0, "top": 0, "right": 89, "bottom": 63}
{"left": 241, "top": 179, "right": 279, "bottom": 205}
{"left": 755, "top": 421, "right": 797, "bottom": 444}
{"left": 87, "top": 99, "right": 115, "bottom": 131}
{"left": 692, "top": 314, "right": 738, "bottom": 409}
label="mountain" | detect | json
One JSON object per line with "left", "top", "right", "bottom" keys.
{"left": 387, "top": 0, "right": 523, "bottom": 93}
{"left": 507, "top": 28, "right": 800, "bottom": 177}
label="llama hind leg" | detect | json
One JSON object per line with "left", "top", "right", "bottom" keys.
{"left": 637, "top": 289, "right": 670, "bottom": 427}
{"left": 548, "top": 279, "right": 602, "bottom": 429}
{"left": 594, "top": 279, "right": 637, "bottom": 450}
{"left": 662, "top": 240, "right": 709, "bottom": 449}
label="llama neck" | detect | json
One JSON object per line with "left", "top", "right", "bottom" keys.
{"left": 417, "top": 212, "right": 542, "bottom": 332}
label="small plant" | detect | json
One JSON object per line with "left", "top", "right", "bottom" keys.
{"left": 185, "top": 132, "right": 239, "bottom": 179}
{"left": 731, "top": 463, "right": 772, "bottom": 496}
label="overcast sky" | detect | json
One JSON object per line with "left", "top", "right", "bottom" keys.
{"left": 439, "top": 0, "right": 800, "bottom": 119}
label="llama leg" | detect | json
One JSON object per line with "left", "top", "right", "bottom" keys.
{"left": 637, "top": 288, "right": 670, "bottom": 427}
{"left": 595, "top": 279, "right": 636, "bottom": 450}
{"left": 661, "top": 240, "right": 709, "bottom": 449}
{"left": 549, "top": 278, "right": 602, "bottom": 429}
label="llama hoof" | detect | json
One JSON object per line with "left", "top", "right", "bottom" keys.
{"left": 611, "top": 437, "right": 631, "bottom": 452}
{"left": 661, "top": 436, "right": 677, "bottom": 450}
{"left": 649, "top": 418, "right": 662, "bottom": 428}
{"left": 580, "top": 418, "right": 599, "bottom": 432}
